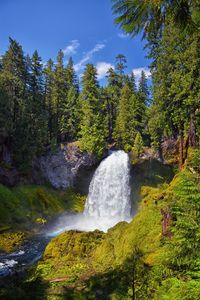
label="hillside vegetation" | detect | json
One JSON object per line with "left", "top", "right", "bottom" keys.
{"left": 1, "top": 149, "right": 197, "bottom": 299}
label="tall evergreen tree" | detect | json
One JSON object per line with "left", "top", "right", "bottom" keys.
{"left": 153, "top": 21, "right": 200, "bottom": 164}
{"left": 52, "top": 50, "right": 66, "bottom": 142}
{"left": 79, "top": 64, "right": 107, "bottom": 156}
{"left": 65, "top": 57, "right": 79, "bottom": 93}
{"left": 129, "top": 72, "right": 137, "bottom": 93}
{"left": 115, "top": 53, "right": 127, "bottom": 75}
{"left": 0, "top": 38, "right": 29, "bottom": 166}
{"left": 28, "top": 50, "right": 47, "bottom": 154}
{"left": 106, "top": 67, "right": 121, "bottom": 142}
{"left": 114, "top": 83, "right": 137, "bottom": 150}
{"left": 44, "top": 59, "right": 54, "bottom": 141}
{"left": 115, "top": 54, "right": 127, "bottom": 87}
{"left": 59, "top": 57, "right": 79, "bottom": 141}
{"left": 133, "top": 131, "right": 144, "bottom": 157}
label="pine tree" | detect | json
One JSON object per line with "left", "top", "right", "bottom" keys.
{"left": 152, "top": 21, "right": 200, "bottom": 164}
{"left": 147, "top": 105, "right": 164, "bottom": 160}
{"left": 65, "top": 57, "right": 79, "bottom": 93}
{"left": 133, "top": 132, "right": 144, "bottom": 158}
{"left": 114, "top": 83, "right": 137, "bottom": 150}
{"left": 115, "top": 54, "right": 127, "bottom": 87}
{"left": 60, "top": 86, "right": 79, "bottom": 141}
{"left": 44, "top": 59, "right": 54, "bottom": 141}
{"left": 129, "top": 72, "right": 137, "bottom": 93}
{"left": 52, "top": 50, "right": 66, "bottom": 143}
{"left": 28, "top": 50, "right": 47, "bottom": 154}
{"left": 79, "top": 64, "right": 107, "bottom": 156}
{"left": 59, "top": 57, "right": 79, "bottom": 141}
{"left": 0, "top": 38, "right": 30, "bottom": 167}
{"left": 106, "top": 67, "right": 121, "bottom": 142}
{"left": 138, "top": 70, "right": 149, "bottom": 106}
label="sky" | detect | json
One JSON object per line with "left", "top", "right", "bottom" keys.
{"left": 0, "top": 0, "right": 151, "bottom": 85}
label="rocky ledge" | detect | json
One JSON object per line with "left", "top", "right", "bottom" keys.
{"left": 33, "top": 142, "right": 100, "bottom": 190}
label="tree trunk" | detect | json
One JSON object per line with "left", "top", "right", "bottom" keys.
{"left": 189, "top": 114, "right": 197, "bottom": 147}
{"left": 179, "top": 130, "right": 184, "bottom": 167}
{"left": 106, "top": 99, "right": 112, "bottom": 143}
{"left": 184, "top": 114, "right": 197, "bottom": 162}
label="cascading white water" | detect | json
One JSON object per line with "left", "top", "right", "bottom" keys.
{"left": 48, "top": 150, "right": 132, "bottom": 234}
{"left": 84, "top": 150, "right": 131, "bottom": 221}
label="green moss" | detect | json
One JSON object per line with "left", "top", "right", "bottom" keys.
{"left": 0, "top": 184, "right": 86, "bottom": 231}
{"left": 2, "top": 155, "right": 199, "bottom": 299}
{"left": 35, "top": 217, "right": 47, "bottom": 225}
{"left": 92, "top": 186, "right": 165, "bottom": 269}
{"left": 155, "top": 278, "right": 200, "bottom": 300}
{"left": 0, "top": 231, "right": 26, "bottom": 253}
{"left": 37, "top": 230, "right": 104, "bottom": 280}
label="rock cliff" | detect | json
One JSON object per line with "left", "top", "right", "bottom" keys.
{"left": 33, "top": 142, "right": 99, "bottom": 189}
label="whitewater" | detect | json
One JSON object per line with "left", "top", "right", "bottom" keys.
{"left": 48, "top": 150, "right": 131, "bottom": 234}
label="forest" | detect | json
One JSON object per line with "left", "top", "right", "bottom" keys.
{"left": 0, "top": 42, "right": 150, "bottom": 166}
{"left": 0, "top": 0, "right": 200, "bottom": 299}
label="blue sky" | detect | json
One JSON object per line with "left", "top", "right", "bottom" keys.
{"left": 0, "top": 0, "right": 151, "bottom": 85}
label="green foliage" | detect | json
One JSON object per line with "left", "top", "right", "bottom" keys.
{"left": 114, "top": 83, "right": 146, "bottom": 149}
{"left": 0, "top": 38, "right": 152, "bottom": 168}
{"left": 112, "top": 0, "right": 199, "bottom": 39}
{"left": 18, "top": 157, "right": 200, "bottom": 299}
{"left": 148, "top": 105, "right": 164, "bottom": 151}
{"left": 155, "top": 278, "right": 200, "bottom": 300}
{"left": 0, "top": 184, "right": 86, "bottom": 230}
{"left": 187, "top": 148, "right": 200, "bottom": 174}
{"left": 133, "top": 132, "right": 144, "bottom": 157}
{"left": 0, "top": 231, "right": 26, "bottom": 253}
{"left": 166, "top": 169, "right": 200, "bottom": 277}
{"left": 79, "top": 64, "right": 107, "bottom": 156}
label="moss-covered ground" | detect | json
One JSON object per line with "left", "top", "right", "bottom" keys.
{"left": 19, "top": 151, "right": 198, "bottom": 300}
{"left": 1, "top": 151, "right": 200, "bottom": 299}
{"left": 0, "top": 185, "right": 86, "bottom": 253}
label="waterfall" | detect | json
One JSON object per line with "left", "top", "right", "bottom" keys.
{"left": 84, "top": 150, "right": 131, "bottom": 221}
{"left": 48, "top": 150, "right": 131, "bottom": 234}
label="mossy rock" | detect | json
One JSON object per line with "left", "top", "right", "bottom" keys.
{"left": 36, "top": 230, "right": 104, "bottom": 281}
{"left": 44, "top": 230, "right": 103, "bottom": 260}
{"left": 0, "top": 231, "right": 26, "bottom": 253}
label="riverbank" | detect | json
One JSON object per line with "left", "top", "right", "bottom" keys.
{"left": 0, "top": 185, "right": 86, "bottom": 252}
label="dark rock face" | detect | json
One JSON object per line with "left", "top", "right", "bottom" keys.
{"left": 0, "top": 140, "right": 19, "bottom": 186}
{"left": 0, "top": 167, "right": 18, "bottom": 187}
{"left": 33, "top": 143, "right": 99, "bottom": 190}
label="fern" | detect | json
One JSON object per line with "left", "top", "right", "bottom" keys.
{"left": 168, "top": 166, "right": 200, "bottom": 276}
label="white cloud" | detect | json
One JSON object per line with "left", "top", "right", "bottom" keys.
{"left": 96, "top": 62, "right": 114, "bottom": 80}
{"left": 132, "top": 67, "right": 151, "bottom": 83}
{"left": 74, "top": 43, "right": 105, "bottom": 72}
{"left": 118, "top": 32, "right": 130, "bottom": 39}
{"left": 63, "top": 40, "right": 80, "bottom": 56}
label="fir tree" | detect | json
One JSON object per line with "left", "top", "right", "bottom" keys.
{"left": 52, "top": 50, "right": 66, "bottom": 142}
{"left": 59, "top": 57, "right": 79, "bottom": 141}
{"left": 133, "top": 132, "right": 144, "bottom": 158}
{"left": 106, "top": 67, "right": 121, "bottom": 142}
{"left": 115, "top": 54, "right": 127, "bottom": 87}
{"left": 29, "top": 50, "right": 47, "bottom": 154}
{"left": 44, "top": 59, "right": 54, "bottom": 141}
{"left": 79, "top": 64, "right": 107, "bottom": 156}
{"left": 0, "top": 38, "right": 29, "bottom": 166}
{"left": 114, "top": 83, "right": 137, "bottom": 150}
